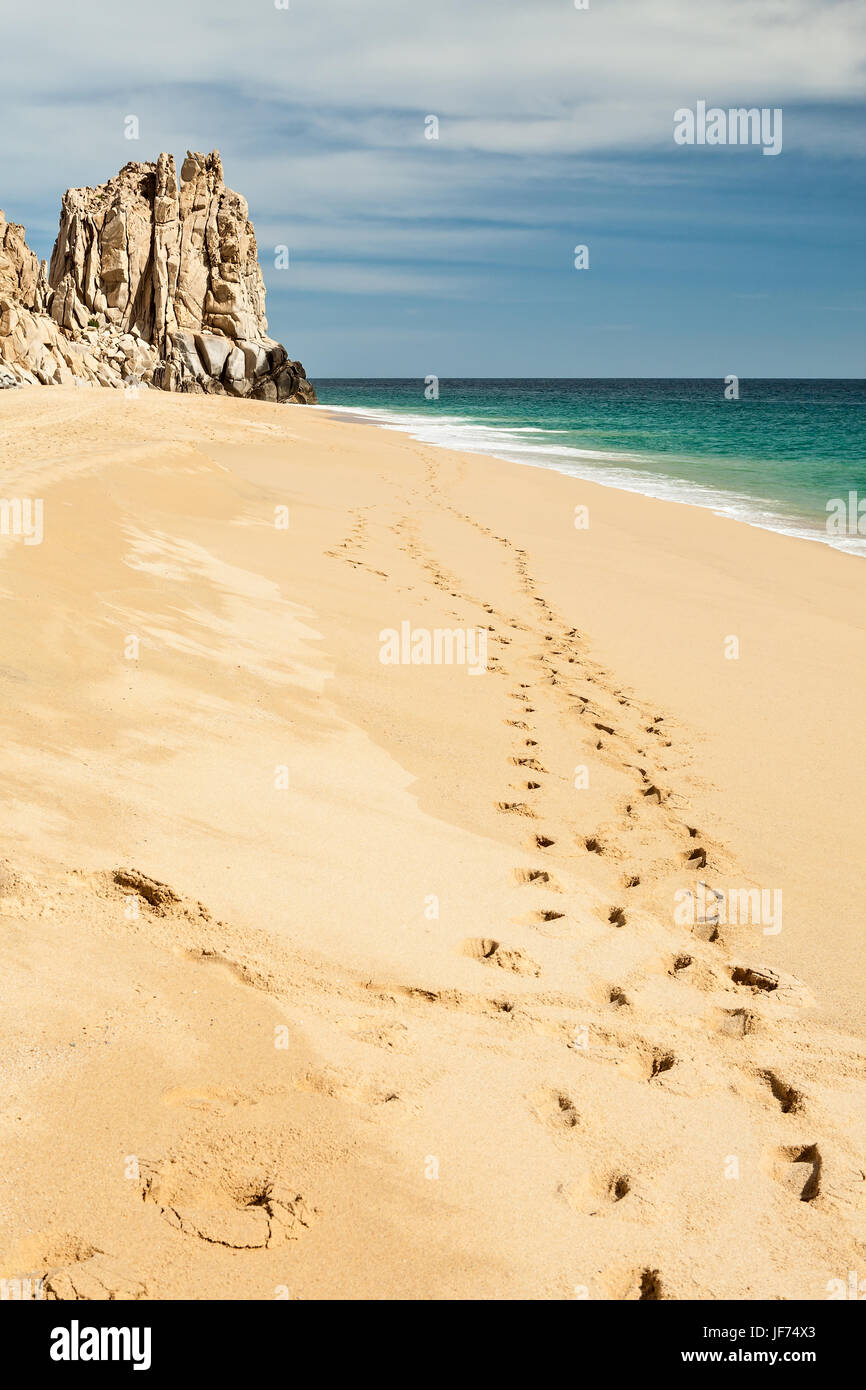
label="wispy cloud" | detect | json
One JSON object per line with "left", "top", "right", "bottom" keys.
{"left": 1, "top": 0, "right": 863, "bottom": 373}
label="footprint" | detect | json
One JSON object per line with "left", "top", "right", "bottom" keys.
{"left": 462, "top": 938, "right": 541, "bottom": 977}
{"left": 715, "top": 1007, "right": 757, "bottom": 1037}
{"left": 691, "top": 921, "right": 720, "bottom": 944}
{"left": 161, "top": 1085, "right": 256, "bottom": 1113}
{"left": 496, "top": 802, "right": 537, "bottom": 818}
{"left": 761, "top": 1071, "right": 804, "bottom": 1115}
{"left": 636, "top": 1269, "right": 664, "bottom": 1300}
{"left": 731, "top": 965, "right": 778, "bottom": 993}
{"left": 608, "top": 907, "right": 627, "bottom": 927}
{"left": 648, "top": 1051, "right": 675, "bottom": 1079}
{"left": 184, "top": 948, "right": 274, "bottom": 993}
{"left": 293, "top": 1070, "right": 400, "bottom": 1107}
{"left": 619, "top": 1048, "right": 676, "bottom": 1082}
{"left": 534, "top": 1087, "right": 580, "bottom": 1133}
{"left": 112, "top": 867, "right": 182, "bottom": 914}
{"left": 347, "top": 1017, "right": 410, "bottom": 1052}
{"left": 562, "top": 1170, "right": 632, "bottom": 1215}
{"left": 44, "top": 1252, "right": 148, "bottom": 1301}
{"left": 140, "top": 1155, "right": 313, "bottom": 1249}
{"left": 601, "top": 1266, "right": 666, "bottom": 1300}
{"left": 766, "top": 1144, "right": 822, "bottom": 1202}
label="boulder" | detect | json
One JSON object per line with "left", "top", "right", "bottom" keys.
{"left": 170, "top": 330, "right": 206, "bottom": 382}
{"left": 194, "top": 332, "right": 232, "bottom": 378}
{"left": 223, "top": 345, "right": 247, "bottom": 382}
{"left": 239, "top": 339, "right": 268, "bottom": 378}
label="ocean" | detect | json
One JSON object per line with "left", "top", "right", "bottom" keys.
{"left": 313, "top": 379, "right": 866, "bottom": 556}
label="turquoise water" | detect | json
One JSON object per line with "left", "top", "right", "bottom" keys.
{"left": 314, "top": 379, "right": 866, "bottom": 556}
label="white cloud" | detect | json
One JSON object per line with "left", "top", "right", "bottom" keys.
{"left": 2, "top": 0, "right": 864, "bottom": 163}
{"left": 1, "top": 0, "right": 863, "bottom": 372}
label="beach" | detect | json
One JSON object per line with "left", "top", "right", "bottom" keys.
{"left": 1, "top": 385, "right": 864, "bottom": 1301}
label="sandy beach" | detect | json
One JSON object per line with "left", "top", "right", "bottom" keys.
{"left": 1, "top": 385, "right": 864, "bottom": 1301}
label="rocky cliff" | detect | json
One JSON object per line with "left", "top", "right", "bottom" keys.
{"left": 0, "top": 150, "right": 315, "bottom": 402}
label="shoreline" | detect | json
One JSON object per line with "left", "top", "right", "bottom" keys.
{"left": 315, "top": 397, "right": 866, "bottom": 1033}
{"left": 1, "top": 385, "right": 864, "bottom": 1300}
{"left": 313, "top": 394, "right": 866, "bottom": 560}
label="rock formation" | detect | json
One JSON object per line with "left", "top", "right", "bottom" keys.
{"left": 0, "top": 151, "right": 315, "bottom": 402}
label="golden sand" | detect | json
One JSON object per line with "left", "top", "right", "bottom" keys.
{"left": 0, "top": 387, "right": 864, "bottom": 1299}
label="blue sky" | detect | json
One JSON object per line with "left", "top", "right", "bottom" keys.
{"left": 1, "top": 0, "right": 863, "bottom": 376}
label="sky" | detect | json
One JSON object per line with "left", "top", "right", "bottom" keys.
{"left": 0, "top": 0, "right": 863, "bottom": 377}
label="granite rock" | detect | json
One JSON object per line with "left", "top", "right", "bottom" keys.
{"left": 0, "top": 153, "right": 315, "bottom": 403}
